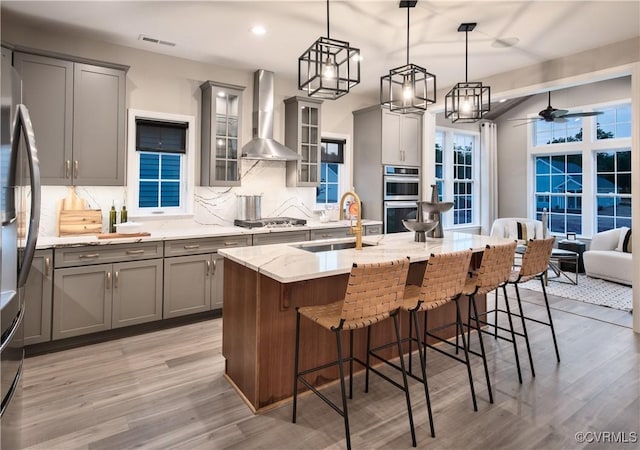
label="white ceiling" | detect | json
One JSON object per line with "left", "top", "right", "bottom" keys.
{"left": 3, "top": 1, "right": 640, "bottom": 96}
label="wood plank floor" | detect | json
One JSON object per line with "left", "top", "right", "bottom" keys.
{"left": 19, "top": 288, "right": 639, "bottom": 449}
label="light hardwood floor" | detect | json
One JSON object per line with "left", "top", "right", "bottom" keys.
{"left": 19, "top": 288, "right": 639, "bottom": 449}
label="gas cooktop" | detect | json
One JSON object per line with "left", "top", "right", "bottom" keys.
{"left": 234, "top": 217, "right": 307, "bottom": 229}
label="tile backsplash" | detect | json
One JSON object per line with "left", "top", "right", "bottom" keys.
{"left": 39, "top": 160, "right": 318, "bottom": 237}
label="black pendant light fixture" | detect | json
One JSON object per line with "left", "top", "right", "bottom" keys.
{"left": 445, "top": 23, "right": 491, "bottom": 123}
{"left": 380, "top": 0, "right": 436, "bottom": 114}
{"left": 298, "top": 0, "right": 361, "bottom": 100}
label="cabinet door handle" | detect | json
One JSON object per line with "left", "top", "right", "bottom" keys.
{"left": 114, "top": 271, "right": 119, "bottom": 288}
{"left": 183, "top": 244, "right": 200, "bottom": 250}
{"left": 224, "top": 241, "right": 239, "bottom": 246}
{"left": 79, "top": 253, "right": 99, "bottom": 259}
{"left": 65, "top": 160, "right": 71, "bottom": 178}
{"left": 106, "top": 271, "right": 111, "bottom": 289}
{"left": 44, "top": 256, "right": 51, "bottom": 277}
{"left": 126, "top": 249, "right": 145, "bottom": 255}
{"left": 74, "top": 160, "right": 79, "bottom": 178}
{"left": 212, "top": 260, "right": 217, "bottom": 275}
{"left": 206, "top": 260, "right": 211, "bottom": 276}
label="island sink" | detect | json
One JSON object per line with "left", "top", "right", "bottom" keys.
{"left": 293, "top": 241, "right": 376, "bottom": 253}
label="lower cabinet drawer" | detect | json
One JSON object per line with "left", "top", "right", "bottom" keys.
{"left": 252, "top": 230, "right": 310, "bottom": 246}
{"left": 55, "top": 242, "right": 163, "bottom": 268}
{"left": 364, "top": 224, "right": 383, "bottom": 235}
{"left": 164, "top": 235, "right": 252, "bottom": 257}
{"left": 310, "top": 228, "right": 351, "bottom": 240}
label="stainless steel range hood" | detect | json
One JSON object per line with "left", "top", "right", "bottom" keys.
{"left": 241, "top": 70, "right": 300, "bottom": 161}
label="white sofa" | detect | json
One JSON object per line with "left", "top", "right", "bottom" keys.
{"left": 583, "top": 228, "right": 632, "bottom": 286}
{"left": 490, "top": 217, "right": 549, "bottom": 241}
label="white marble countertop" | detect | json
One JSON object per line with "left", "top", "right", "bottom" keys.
{"left": 218, "top": 231, "right": 513, "bottom": 283}
{"left": 35, "top": 219, "right": 382, "bottom": 249}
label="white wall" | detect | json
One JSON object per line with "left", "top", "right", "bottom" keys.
{"left": 2, "top": 14, "right": 378, "bottom": 236}
{"left": 494, "top": 77, "right": 631, "bottom": 218}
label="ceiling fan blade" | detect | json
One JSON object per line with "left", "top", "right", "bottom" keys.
{"left": 553, "top": 117, "right": 567, "bottom": 124}
{"left": 512, "top": 118, "right": 541, "bottom": 127}
{"left": 562, "top": 111, "right": 604, "bottom": 118}
{"left": 551, "top": 109, "right": 569, "bottom": 118}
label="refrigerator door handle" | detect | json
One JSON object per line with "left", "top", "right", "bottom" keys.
{"left": 12, "top": 104, "right": 42, "bottom": 288}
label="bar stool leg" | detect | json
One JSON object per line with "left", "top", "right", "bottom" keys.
{"left": 455, "top": 300, "right": 478, "bottom": 412}
{"left": 470, "top": 294, "right": 494, "bottom": 403}
{"left": 292, "top": 309, "right": 301, "bottom": 423}
{"left": 393, "top": 311, "right": 418, "bottom": 445}
{"left": 410, "top": 309, "right": 435, "bottom": 438}
{"left": 349, "top": 330, "right": 354, "bottom": 399}
{"left": 408, "top": 309, "right": 415, "bottom": 373}
{"left": 540, "top": 276, "right": 561, "bottom": 362}
{"left": 514, "top": 284, "right": 536, "bottom": 377}
{"left": 334, "top": 329, "right": 352, "bottom": 450}
{"left": 502, "top": 284, "right": 523, "bottom": 384}
{"left": 365, "top": 326, "right": 372, "bottom": 393}
{"left": 494, "top": 290, "right": 499, "bottom": 339}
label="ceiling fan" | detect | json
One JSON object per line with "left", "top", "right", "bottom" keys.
{"left": 509, "top": 91, "right": 603, "bottom": 126}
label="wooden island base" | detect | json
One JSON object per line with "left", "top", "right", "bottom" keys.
{"left": 222, "top": 258, "right": 486, "bottom": 413}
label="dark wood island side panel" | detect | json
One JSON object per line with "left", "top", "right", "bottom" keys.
{"left": 223, "top": 258, "right": 485, "bottom": 412}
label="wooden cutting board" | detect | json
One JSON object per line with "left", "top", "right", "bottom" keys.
{"left": 58, "top": 188, "right": 103, "bottom": 236}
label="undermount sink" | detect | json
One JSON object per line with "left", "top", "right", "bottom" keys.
{"left": 294, "top": 241, "right": 376, "bottom": 253}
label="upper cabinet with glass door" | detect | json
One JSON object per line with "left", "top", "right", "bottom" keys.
{"left": 285, "top": 96, "right": 323, "bottom": 187}
{"left": 200, "top": 81, "right": 245, "bottom": 186}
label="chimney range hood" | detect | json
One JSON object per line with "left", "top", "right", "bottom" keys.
{"left": 241, "top": 70, "right": 300, "bottom": 161}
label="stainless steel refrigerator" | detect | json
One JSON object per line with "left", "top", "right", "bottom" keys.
{"left": 1, "top": 46, "right": 41, "bottom": 450}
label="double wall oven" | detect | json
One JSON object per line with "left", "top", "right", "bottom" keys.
{"left": 383, "top": 165, "right": 420, "bottom": 234}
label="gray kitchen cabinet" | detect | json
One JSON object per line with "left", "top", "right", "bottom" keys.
{"left": 381, "top": 110, "right": 422, "bottom": 166}
{"left": 285, "top": 96, "right": 323, "bottom": 187}
{"left": 353, "top": 106, "right": 422, "bottom": 168}
{"left": 53, "top": 264, "right": 112, "bottom": 339}
{"left": 72, "top": 63, "right": 126, "bottom": 185}
{"left": 164, "top": 253, "right": 222, "bottom": 318}
{"left": 364, "top": 224, "right": 383, "bottom": 235}
{"left": 52, "top": 258, "right": 163, "bottom": 338}
{"left": 310, "top": 227, "right": 351, "bottom": 240}
{"left": 200, "top": 81, "right": 245, "bottom": 186}
{"left": 111, "top": 259, "right": 163, "bottom": 328}
{"left": 252, "top": 230, "right": 310, "bottom": 246}
{"left": 23, "top": 250, "right": 53, "bottom": 345}
{"left": 13, "top": 51, "right": 126, "bottom": 186}
{"left": 52, "top": 242, "right": 164, "bottom": 339}
{"left": 13, "top": 52, "right": 73, "bottom": 185}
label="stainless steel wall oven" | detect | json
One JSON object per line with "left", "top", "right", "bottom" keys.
{"left": 383, "top": 166, "right": 420, "bottom": 234}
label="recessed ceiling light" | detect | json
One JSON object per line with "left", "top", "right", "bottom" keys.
{"left": 251, "top": 25, "right": 267, "bottom": 36}
{"left": 499, "top": 98, "right": 507, "bottom": 103}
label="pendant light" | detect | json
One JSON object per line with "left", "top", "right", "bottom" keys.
{"left": 380, "top": 0, "right": 436, "bottom": 114}
{"left": 298, "top": 0, "right": 361, "bottom": 100}
{"left": 445, "top": 23, "right": 491, "bottom": 123}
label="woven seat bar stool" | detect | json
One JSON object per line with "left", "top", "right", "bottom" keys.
{"left": 292, "top": 258, "right": 416, "bottom": 450}
{"left": 366, "top": 250, "right": 475, "bottom": 439}
{"left": 506, "top": 238, "right": 560, "bottom": 370}
{"left": 464, "top": 241, "right": 517, "bottom": 395}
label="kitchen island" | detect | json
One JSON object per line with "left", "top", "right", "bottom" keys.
{"left": 219, "top": 231, "right": 512, "bottom": 412}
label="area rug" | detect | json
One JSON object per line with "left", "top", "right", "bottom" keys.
{"left": 520, "top": 274, "right": 633, "bottom": 312}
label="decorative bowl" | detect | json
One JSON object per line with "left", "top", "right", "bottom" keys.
{"left": 402, "top": 219, "right": 439, "bottom": 233}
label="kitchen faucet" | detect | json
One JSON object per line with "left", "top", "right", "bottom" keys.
{"left": 339, "top": 190, "right": 363, "bottom": 250}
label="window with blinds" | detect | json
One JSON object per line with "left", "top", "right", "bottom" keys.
{"left": 136, "top": 119, "right": 187, "bottom": 209}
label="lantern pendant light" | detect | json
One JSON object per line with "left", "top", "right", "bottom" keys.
{"left": 380, "top": 0, "right": 436, "bottom": 114}
{"left": 445, "top": 23, "right": 491, "bottom": 123}
{"left": 298, "top": 0, "right": 361, "bottom": 100}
